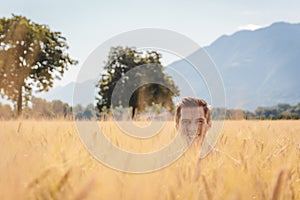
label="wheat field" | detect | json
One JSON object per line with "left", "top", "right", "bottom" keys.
{"left": 0, "top": 120, "right": 299, "bottom": 200}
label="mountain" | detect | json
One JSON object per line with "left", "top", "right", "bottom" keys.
{"left": 167, "top": 22, "right": 300, "bottom": 110}
{"left": 31, "top": 22, "right": 300, "bottom": 111}
{"left": 36, "top": 79, "right": 98, "bottom": 106}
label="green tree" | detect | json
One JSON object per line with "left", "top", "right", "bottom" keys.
{"left": 269, "top": 114, "right": 276, "bottom": 120}
{"left": 96, "top": 46, "right": 179, "bottom": 118}
{"left": 277, "top": 103, "right": 291, "bottom": 113}
{"left": 73, "top": 104, "right": 95, "bottom": 120}
{"left": 0, "top": 15, "right": 77, "bottom": 117}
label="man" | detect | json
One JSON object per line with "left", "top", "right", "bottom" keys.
{"left": 175, "top": 97, "right": 211, "bottom": 147}
{"left": 175, "top": 97, "right": 212, "bottom": 181}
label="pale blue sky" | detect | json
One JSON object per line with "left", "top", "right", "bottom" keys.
{"left": 1, "top": 0, "right": 300, "bottom": 86}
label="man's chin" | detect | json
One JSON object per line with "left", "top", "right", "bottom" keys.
{"left": 186, "top": 136, "right": 197, "bottom": 145}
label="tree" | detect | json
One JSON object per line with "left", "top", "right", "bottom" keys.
{"left": 73, "top": 103, "right": 95, "bottom": 120}
{"left": 0, "top": 15, "right": 77, "bottom": 117}
{"left": 51, "top": 99, "right": 72, "bottom": 118}
{"left": 22, "top": 97, "right": 72, "bottom": 119}
{"left": 30, "top": 97, "right": 54, "bottom": 118}
{"left": 277, "top": 103, "right": 291, "bottom": 113}
{"left": 96, "top": 46, "right": 179, "bottom": 118}
{"left": 0, "top": 103, "right": 14, "bottom": 119}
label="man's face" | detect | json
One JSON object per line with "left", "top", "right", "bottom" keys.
{"left": 176, "top": 106, "right": 209, "bottom": 145}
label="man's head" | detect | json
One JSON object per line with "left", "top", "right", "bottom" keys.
{"left": 175, "top": 97, "right": 211, "bottom": 145}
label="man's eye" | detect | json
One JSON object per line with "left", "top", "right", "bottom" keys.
{"left": 197, "top": 120, "right": 204, "bottom": 125}
{"left": 182, "top": 120, "right": 190, "bottom": 125}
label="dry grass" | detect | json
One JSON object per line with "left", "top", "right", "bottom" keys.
{"left": 0, "top": 120, "right": 299, "bottom": 199}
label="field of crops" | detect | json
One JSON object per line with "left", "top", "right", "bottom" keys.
{"left": 0, "top": 120, "right": 299, "bottom": 199}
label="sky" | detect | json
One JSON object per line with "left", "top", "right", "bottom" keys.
{"left": 1, "top": 0, "right": 300, "bottom": 86}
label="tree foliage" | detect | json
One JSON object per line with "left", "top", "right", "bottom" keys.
{"left": 255, "top": 103, "right": 300, "bottom": 120}
{"left": 73, "top": 103, "right": 95, "bottom": 120}
{"left": 29, "top": 97, "right": 72, "bottom": 119}
{"left": 0, "top": 15, "right": 77, "bottom": 116}
{"left": 96, "top": 46, "right": 179, "bottom": 118}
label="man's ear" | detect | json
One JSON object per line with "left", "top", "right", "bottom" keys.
{"left": 175, "top": 122, "right": 179, "bottom": 130}
{"left": 207, "top": 120, "right": 212, "bottom": 129}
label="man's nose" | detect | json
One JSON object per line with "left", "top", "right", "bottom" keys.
{"left": 188, "top": 123, "right": 198, "bottom": 132}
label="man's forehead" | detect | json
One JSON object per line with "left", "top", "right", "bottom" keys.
{"left": 181, "top": 106, "right": 205, "bottom": 119}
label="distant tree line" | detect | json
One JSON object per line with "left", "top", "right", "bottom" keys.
{"left": 253, "top": 103, "right": 300, "bottom": 120}
{"left": 212, "top": 103, "right": 300, "bottom": 120}
{"left": 0, "top": 97, "right": 95, "bottom": 120}
{"left": 0, "top": 99, "right": 300, "bottom": 120}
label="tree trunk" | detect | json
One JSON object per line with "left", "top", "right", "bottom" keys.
{"left": 17, "top": 85, "right": 22, "bottom": 117}
{"left": 132, "top": 107, "right": 136, "bottom": 120}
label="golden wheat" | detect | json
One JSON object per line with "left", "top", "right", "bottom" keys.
{"left": 0, "top": 120, "right": 299, "bottom": 199}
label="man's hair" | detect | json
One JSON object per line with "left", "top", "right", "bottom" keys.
{"left": 175, "top": 97, "right": 211, "bottom": 125}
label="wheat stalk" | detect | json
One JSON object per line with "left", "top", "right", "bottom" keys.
{"left": 202, "top": 175, "right": 212, "bottom": 200}
{"left": 271, "top": 169, "right": 286, "bottom": 200}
